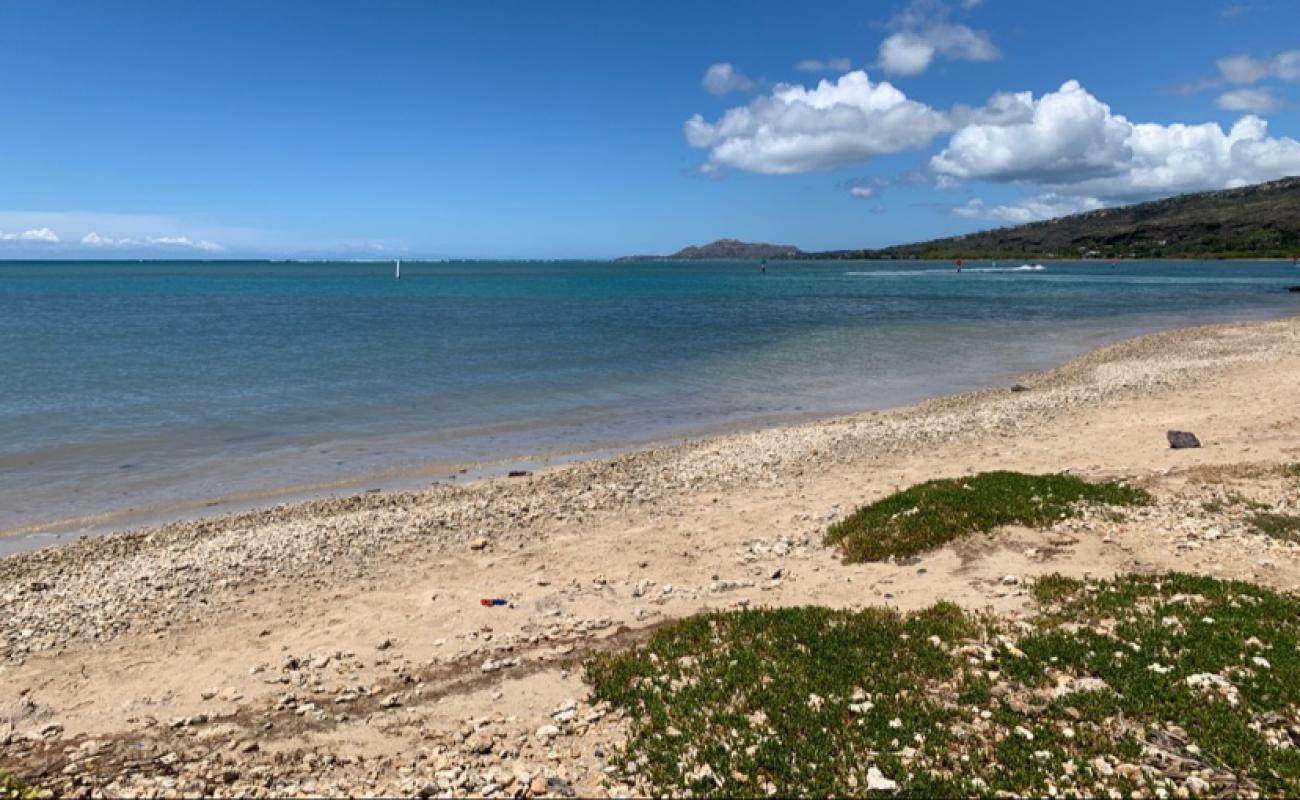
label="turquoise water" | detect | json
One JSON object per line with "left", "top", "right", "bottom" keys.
{"left": 1, "top": 259, "right": 1296, "bottom": 536}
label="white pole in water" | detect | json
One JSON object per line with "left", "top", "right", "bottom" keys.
{"left": 395, "top": 259, "right": 401, "bottom": 280}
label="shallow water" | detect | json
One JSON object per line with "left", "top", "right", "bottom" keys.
{"left": 1, "top": 259, "right": 1296, "bottom": 536}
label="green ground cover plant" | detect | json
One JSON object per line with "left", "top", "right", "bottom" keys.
{"left": 0, "top": 771, "right": 37, "bottom": 800}
{"left": 1245, "top": 512, "right": 1300, "bottom": 543}
{"left": 824, "top": 471, "right": 1150, "bottom": 563}
{"left": 586, "top": 573, "right": 1300, "bottom": 797}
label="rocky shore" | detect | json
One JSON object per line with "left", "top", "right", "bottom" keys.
{"left": 2, "top": 315, "right": 1299, "bottom": 797}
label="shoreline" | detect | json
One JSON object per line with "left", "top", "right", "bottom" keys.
{"left": 3, "top": 313, "right": 1300, "bottom": 797}
{"left": 5, "top": 304, "right": 1293, "bottom": 555}
{"left": 0, "top": 311, "right": 1294, "bottom": 566}
{"left": 0, "top": 311, "right": 1296, "bottom": 651}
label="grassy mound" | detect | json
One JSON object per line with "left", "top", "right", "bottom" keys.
{"left": 824, "top": 471, "right": 1150, "bottom": 563}
{"left": 586, "top": 573, "right": 1300, "bottom": 797}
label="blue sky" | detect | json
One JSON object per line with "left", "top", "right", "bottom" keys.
{"left": 2, "top": 0, "right": 1298, "bottom": 259}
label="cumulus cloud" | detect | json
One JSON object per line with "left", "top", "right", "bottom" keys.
{"left": 702, "top": 63, "right": 757, "bottom": 95}
{"left": 954, "top": 193, "right": 1106, "bottom": 223}
{"left": 796, "top": 57, "right": 852, "bottom": 73}
{"left": 0, "top": 227, "right": 60, "bottom": 243}
{"left": 876, "top": 0, "right": 999, "bottom": 76}
{"left": 82, "top": 231, "right": 223, "bottom": 252}
{"left": 931, "top": 79, "right": 1300, "bottom": 199}
{"left": 1216, "top": 87, "right": 1279, "bottom": 112}
{"left": 950, "top": 90, "right": 1036, "bottom": 127}
{"left": 685, "top": 70, "right": 951, "bottom": 174}
{"left": 849, "top": 186, "right": 878, "bottom": 199}
{"left": 932, "top": 81, "right": 1131, "bottom": 184}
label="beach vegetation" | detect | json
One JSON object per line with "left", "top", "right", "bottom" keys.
{"left": 0, "top": 771, "right": 37, "bottom": 800}
{"left": 1245, "top": 512, "right": 1300, "bottom": 543}
{"left": 823, "top": 471, "right": 1150, "bottom": 563}
{"left": 585, "top": 572, "right": 1300, "bottom": 797}
{"left": 1201, "top": 491, "right": 1269, "bottom": 514}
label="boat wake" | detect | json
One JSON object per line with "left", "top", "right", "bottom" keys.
{"left": 845, "top": 264, "right": 1046, "bottom": 276}
{"left": 965, "top": 264, "right": 1046, "bottom": 273}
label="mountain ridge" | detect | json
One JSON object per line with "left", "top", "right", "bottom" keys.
{"left": 618, "top": 238, "right": 803, "bottom": 262}
{"left": 624, "top": 177, "right": 1300, "bottom": 261}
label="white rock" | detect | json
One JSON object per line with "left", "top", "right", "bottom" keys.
{"left": 866, "top": 767, "right": 898, "bottom": 793}
{"left": 535, "top": 724, "right": 561, "bottom": 740}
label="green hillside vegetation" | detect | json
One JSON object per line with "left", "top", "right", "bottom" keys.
{"left": 817, "top": 177, "right": 1300, "bottom": 261}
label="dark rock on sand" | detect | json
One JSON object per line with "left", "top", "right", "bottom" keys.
{"left": 1011, "top": 383, "right": 1030, "bottom": 392}
{"left": 1167, "top": 430, "right": 1201, "bottom": 449}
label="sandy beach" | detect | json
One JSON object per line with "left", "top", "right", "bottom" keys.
{"left": 3, "top": 314, "right": 1300, "bottom": 797}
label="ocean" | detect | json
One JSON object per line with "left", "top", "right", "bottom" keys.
{"left": 1, "top": 259, "right": 1296, "bottom": 541}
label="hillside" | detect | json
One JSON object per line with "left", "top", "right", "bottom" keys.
{"left": 619, "top": 238, "right": 803, "bottom": 261}
{"left": 626, "top": 178, "right": 1300, "bottom": 262}
{"left": 820, "top": 177, "right": 1300, "bottom": 260}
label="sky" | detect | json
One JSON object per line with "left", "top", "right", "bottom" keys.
{"left": 2, "top": 0, "right": 1299, "bottom": 260}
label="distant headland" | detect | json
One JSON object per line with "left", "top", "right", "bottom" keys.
{"left": 624, "top": 176, "right": 1300, "bottom": 261}
{"left": 617, "top": 238, "right": 803, "bottom": 262}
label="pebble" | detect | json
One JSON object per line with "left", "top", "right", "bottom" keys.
{"left": 535, "top": 724, "right": 561, "bottom": 740}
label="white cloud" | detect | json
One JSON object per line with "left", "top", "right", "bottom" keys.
{"left": 932, "top": 81, "right": 1131, "bottom": 184}
{"left": 950, "top": 90, "right": 1036, "bottom": 127}
{"left": 685, "top": 70, "right": 951, "bottom": 174}
{"left": 1217, "top": 51, "right": 1300, "bottom": 84}
{"left": 846, "top": 170, "right": 950, "bottom": 199}
{"left": 879, "top": 26, "right": 997, "bottom": 76}
{"left": 932, "top": 79, "right": 1300, "bottom": 198}
{"left": 796, "top": 57, "right": 852, "bottom": 73}
{"left": 1216, "top": 87, "right": 1279, "bottom": 112}
{"left": 876, "top": 0, "right": 999, "bottom": 76}
{"left": 954, "top": 193, "right": 1106, "bottom": 223}
{"left": 0, "top": 227, "right": 60, "bottom": 243}
{"left": 702, "top": 63, "right": 757, "bottom": 95}
{"left": 147, "top": 236, "right": 223, "bottom": 252}
{"left": 81, "top": 231, "right": 223, "bottom": 252}
{"left": 81, "top": 232, "right": 123, "bottom": 246}
{"left": 878, "top": 34, "right": 936, "bottom": 76}
{"left": 1173, "top": 49, "right": 1300, "bottom": 96}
